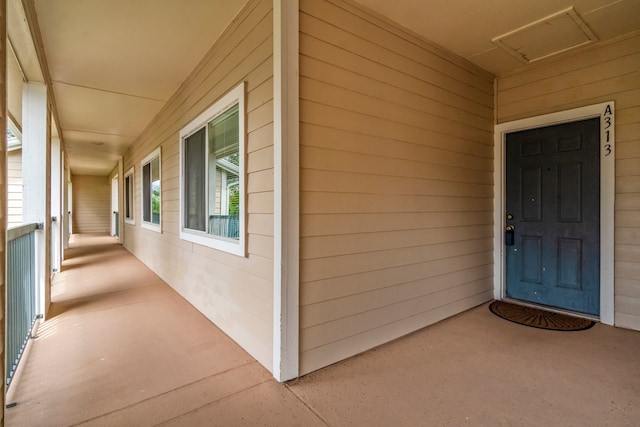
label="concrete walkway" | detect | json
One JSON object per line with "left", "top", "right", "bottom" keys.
{"left": 6, "top": 234, "right": 640, "bottom": 426}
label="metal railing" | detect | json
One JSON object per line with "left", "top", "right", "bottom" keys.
{"left": 6, "top": 223, "right": 41, "bottom": 387}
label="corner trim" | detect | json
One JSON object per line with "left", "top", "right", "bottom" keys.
{"left": 273, "top": 0, "right": 300, "bottom": 382}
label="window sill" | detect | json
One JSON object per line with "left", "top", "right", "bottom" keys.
{"left": 180, "top": 229, "right": 245, "bottom": 257}
{"left": 142, "top": 222, "right": 162, "bottom": 233}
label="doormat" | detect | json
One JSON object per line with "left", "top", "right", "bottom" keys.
{"left": 489, "top": 300, "right": 595, "bottom": 331}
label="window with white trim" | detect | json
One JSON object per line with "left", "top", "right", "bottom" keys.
{"left": 124, "top": 167, "right": 135, "bottom": 224}
{"left": 179, "top": 82, "right": 245, "bottom": 256}
{"left": 141, "top": 147, "right": 161, "bottom": 232}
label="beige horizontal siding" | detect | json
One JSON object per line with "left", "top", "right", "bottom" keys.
{"left": 7, "top": 150, "right": 22, "bottom": 227}
{"left": 497, "top": 32, "right": 640, "bottom": 330}
{"left": 299, "top": 0, "right": 495, "bottom": 374}
{"left": 122, "top": 0, "right": 275, "bottom": 370}
{"left": 72, "top": 175, "right": 110, "bottom": 233}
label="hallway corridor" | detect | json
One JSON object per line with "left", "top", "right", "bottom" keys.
{"left": 5, "top": 234, "right": 640, "bottom": 426}
{"left": 5, "top": 234, "right": 323, "bottom": 426}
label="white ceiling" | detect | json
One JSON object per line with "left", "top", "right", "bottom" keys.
{"left": 33, "top": 0, "right": 248, "bottom": 175}
{"left": 16, "top": 0, "right": 640, "bottom": 176}
{"left": 355, "top": 0, "right": 640, "bottom": 74}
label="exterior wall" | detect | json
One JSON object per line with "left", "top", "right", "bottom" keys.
{"left": 7, "top": 41, "right": 22, "bottom": 228}
{"left": 496, "top": 33, "right": 640, "bottom": 330}
{"left": 71, "top": 175, "right": 110, "bottom": 233}
{"left": 7, "top": 39, "right": 23, "bottom": 126}
{"left": 8, "top": 149, "right": 22, "bottom": 227}
{"left": 299, "top": 0, "right": 495, "bottom": 374}
{"left": 122, "top": 0, "right": 275, "bottom": 370}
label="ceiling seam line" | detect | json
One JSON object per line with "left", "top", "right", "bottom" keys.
{"left": 51, "top": 80, "right": 167, "bottom": 102}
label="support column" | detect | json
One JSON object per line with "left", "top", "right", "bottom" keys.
{"left": 111, "top": 175, "right": 117, "bottom": 237}
{"left": 0, "top": 0, "right": 8, "bottom": 418}
{"left": 273, "top": 0, "right": 300, "bottom": 382}
{"left": 118, "top": 157, "right": 124, "bottom": 244}
{"left": 22, "top": 82, "right": 51, "bottom": 318}
{"left": 51, "top": 137, "right": 61, "bottom": 273}
{"left": 62, "top": 154, "right": 70, "bottom": 251}
{"left": 68, "top": 179, "right": 73, "bottom": 235}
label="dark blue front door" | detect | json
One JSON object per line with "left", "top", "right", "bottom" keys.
{"left": 505, "top": 118, "right": 600, "bottom": 315}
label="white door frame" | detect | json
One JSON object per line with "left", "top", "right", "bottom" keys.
{"left": 493, "top": 102, "right": 615, "bottom": 325}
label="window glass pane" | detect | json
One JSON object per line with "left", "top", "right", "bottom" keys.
{"left": 143, "top": 163, "right": 151, "bottom": 222}
{"left": 208, "top": 104, "right": 239, "bottom": 239}
{"left": 184, "top": 128, "right": 206, "bottom": 231}
{"left": 151, "top": 157, "right": 160, "bottom": 224}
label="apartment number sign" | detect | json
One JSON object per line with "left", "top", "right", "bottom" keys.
{"left": 602, "top": 103, "right": 613, "bottom": 157}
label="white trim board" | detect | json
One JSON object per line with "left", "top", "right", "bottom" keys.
{"left": 493, "top": 102, "right": 615, "bottom": 325}
{"left": 273, "top": 0, "right": 300, "bottom": 382}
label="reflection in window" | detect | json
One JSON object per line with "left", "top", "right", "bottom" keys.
{"left": 180, "top": 82, "right": 245, "bottom": 256}
{"left": 141, "top": 148, "right": 161, "bottom": 231}
{"left": 184, "top": 104, "right": 240, "bottom": 239}
{"left": 208, "top": 104, "right": 240, "bottom": 239}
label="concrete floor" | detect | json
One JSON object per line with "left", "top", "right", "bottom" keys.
{"left": 6, "top": 234, "right": 640, "bottom": 426}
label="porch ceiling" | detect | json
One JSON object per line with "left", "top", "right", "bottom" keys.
{"left": 355, "top": 0, "right": 640, "bottom": 74}
{"left": 24, "top": 0, "right": 640, "bottom": 176}
{"left": 31, "top": 0, "right": 248, "bottom": 176}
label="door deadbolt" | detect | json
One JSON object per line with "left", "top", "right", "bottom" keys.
{"left": 505, "top": 225, "right": 515, "bottom": 246}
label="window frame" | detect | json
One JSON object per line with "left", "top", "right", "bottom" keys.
{"left": 124, "top": 167, "right": 135, "bottom": 224}
{"left": 140, "top": 147, "right": 162, "bottom": 233}
{"left": 7, "top": 118, "right": 22, "bottom": 151}
{"left": 178, "top": 82, "right": 246, "bottom": 256}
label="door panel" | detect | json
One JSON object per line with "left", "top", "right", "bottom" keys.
{"left": 505, "top": 118, "right": 600, "bottom": 315}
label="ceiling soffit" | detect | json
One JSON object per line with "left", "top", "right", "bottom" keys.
{"left": 354, "top": 0, "right": 640, "bottom": 76}
{"left": 32, "top": 0, "right": 247, "bottom": 176}
{"left": 493, "top": 7, "right": 598, "bottom": 64}
{"left": 7, "top": 0, "right": 44, "bottom": 83}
